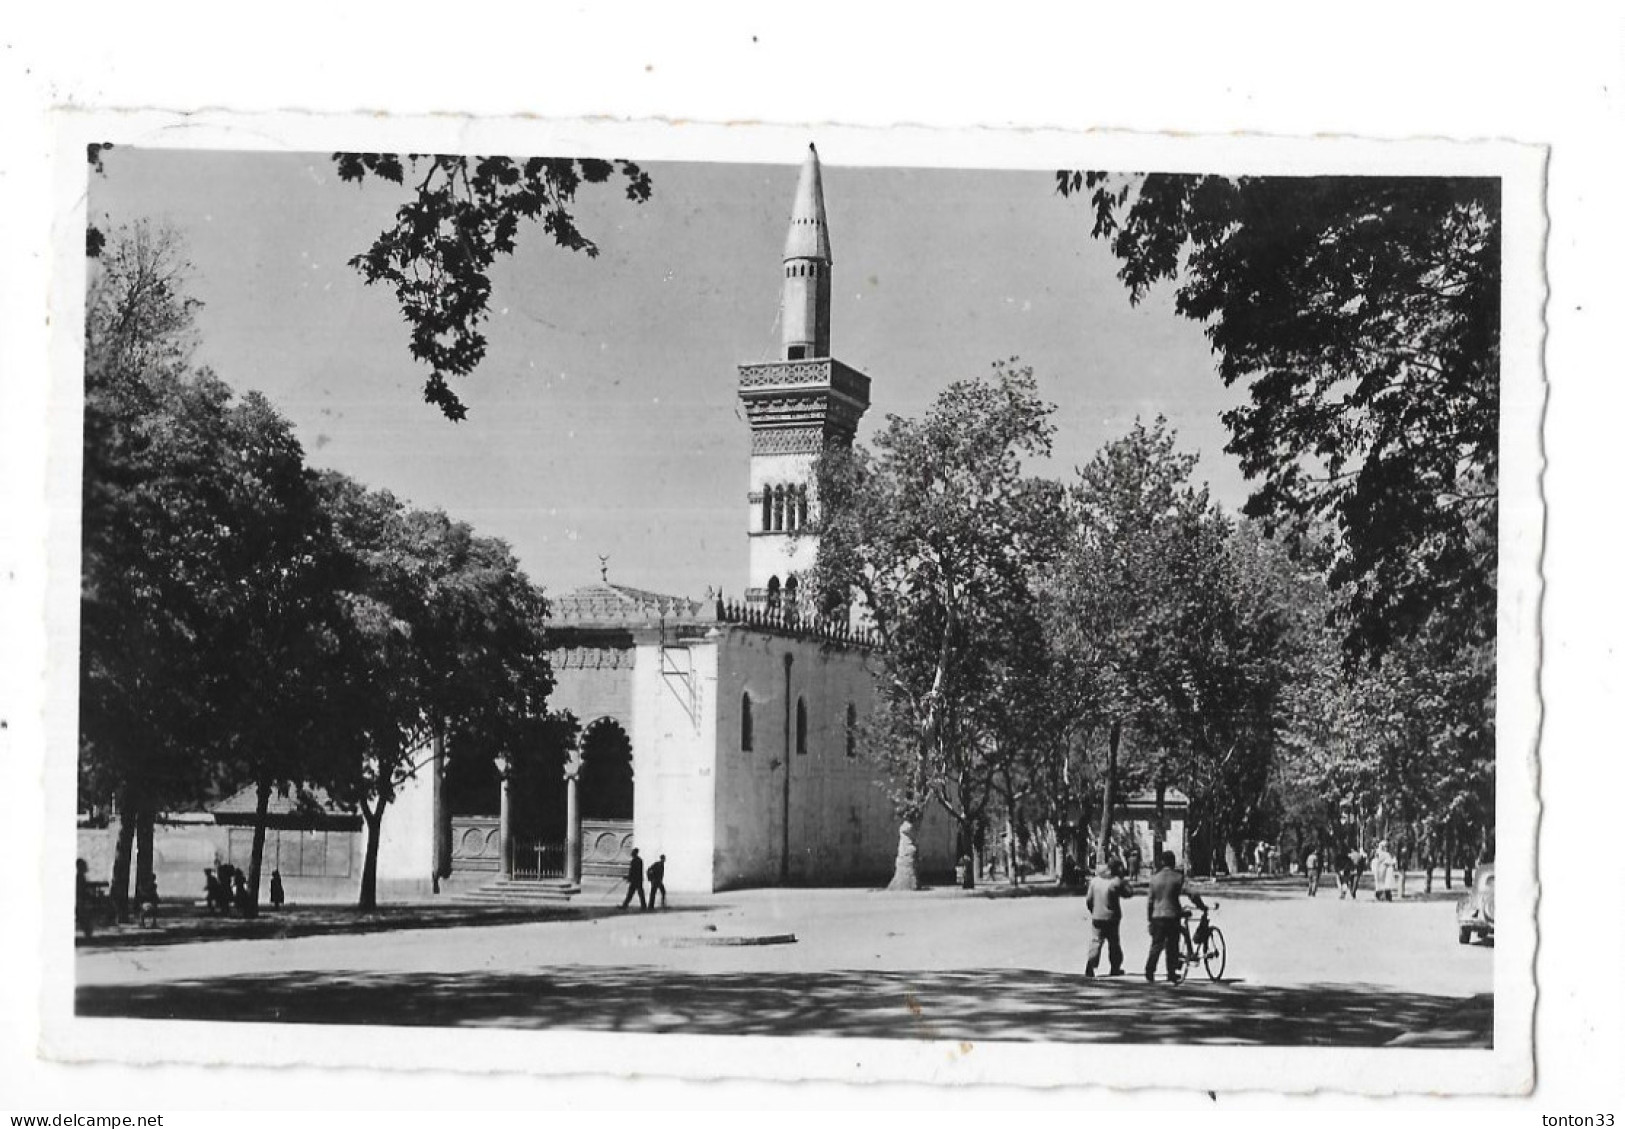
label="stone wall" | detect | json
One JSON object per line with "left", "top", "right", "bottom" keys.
{"left": 76, "top": 819, "right": 363, "bottom": 906}
{"left": 712, "top": 627, "right": 954, "bottom": 889}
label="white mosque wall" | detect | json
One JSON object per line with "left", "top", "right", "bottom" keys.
{"left": 374, "top": 740, "right": 439, "bottom": 900}
{"left": 547, "top": 642, "right": 637, "bottom": 733}
{"left": 629, "top": 636, "right": 720, "bottom": 894}
{"left": 711, "top": 627, "right": 954, "bottom": 889}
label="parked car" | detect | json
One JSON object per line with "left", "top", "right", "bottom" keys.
{"left": 1456, "top": 862, "right": 1495, "bottom": 945}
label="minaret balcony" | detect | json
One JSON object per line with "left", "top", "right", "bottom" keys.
{"left": 738, "top": 357, "right": 871, "bottom": 452}
{"left": 739, "top": 357, "right": 870, "bottom": 408}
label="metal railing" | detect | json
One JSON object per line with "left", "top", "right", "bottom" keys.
{"left": 510, "top": 839, "right": 568, "bottom": 881}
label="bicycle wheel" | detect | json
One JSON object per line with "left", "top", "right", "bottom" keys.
{"left": 1201, "top": 927, "right": 1227, "bottom": 981}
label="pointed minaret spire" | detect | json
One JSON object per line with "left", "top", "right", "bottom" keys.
{"left": 781, "top": 144, "right": 832, "bottom": 360}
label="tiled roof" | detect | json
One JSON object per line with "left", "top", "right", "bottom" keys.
{"left": 550, "top": 582, "right": 710, "bottom": 626}
{"left": 211, "top": 783, "right": 350, "bottom": 818}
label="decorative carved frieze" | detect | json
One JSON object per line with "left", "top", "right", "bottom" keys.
{"left": 751, "top": 427, "right": 824, "bottom": 455}
{"left": 548, "top": 646, "right": 634, "bottom": 670}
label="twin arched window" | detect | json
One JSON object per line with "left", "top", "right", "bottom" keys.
{"left": 762, "top": 484, "right": 810, "bottom": 533}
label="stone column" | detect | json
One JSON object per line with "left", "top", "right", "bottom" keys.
{"left": 498, "top": 756, "right": 513, "bottom": 880}
{"left": 565, "top": 760, "right": 582, "bottom": 885}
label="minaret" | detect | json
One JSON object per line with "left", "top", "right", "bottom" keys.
{"left": 739, "top": 145, "right": 871, "bottom": 614}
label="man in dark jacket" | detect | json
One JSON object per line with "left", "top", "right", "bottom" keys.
{"left": 1145, "top": 850, "right": 1206, "bottom": 982}
{"left": 645, "top": 854, "right": 667, "bottom": 910}
{"left": 1084, "top": 858, "right": 1136, "bottom": 976}
{"left": 620, "top": 848, "right": 646, "bottom": 910}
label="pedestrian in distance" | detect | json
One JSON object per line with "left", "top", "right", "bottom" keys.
{"left": 203, "top": 869, "right": 226, "bottom": 915}
{"left": 1145, "top": 851, "right": 1206, "bottom": 983}
{"left": 620, "top": 847, "right": 647, "bottom": 910}
{"left": 1306, "top": 847, "right": 1322, "bottom": 897}
{"left": 646, "top": 853, "right": 667, "bottom": 910}
{"left": 75, "top": 859, "right": 96, "bottom": 938}
{"left": 135, "top": 871, "right": 159, "bottom": 928}
{"left": 1083, "top": 858, "right": 1136, "bottom": 976}
{"left": 269, "top": 868, "right": 285, "bottom": 909}
{"left": 1372, "top": 839, "right": 1398, "bottom": 902}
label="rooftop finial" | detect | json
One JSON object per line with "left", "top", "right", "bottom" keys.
{"left": 598, "top": 554, "right": 609, "bottom": 583}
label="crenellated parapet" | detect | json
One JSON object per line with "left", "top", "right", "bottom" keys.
{"left": 714, "top": 597, "right": 879, "bottom": 650}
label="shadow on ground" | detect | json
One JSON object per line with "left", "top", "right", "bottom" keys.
{"left": 76, "top": 903, "right": 713, "bottom": 951}
{"left": 76, "top": 965, "right": 1491, "bottom": 1047}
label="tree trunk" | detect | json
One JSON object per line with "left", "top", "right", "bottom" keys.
{"left": 1097, "top": 719, "right": 1121, "bottom": 868}
{"left": 1006, "top": 814, "right": 1018, "bottom": 888}
{"left": 359, "top": 800, "right": 385, "bottom": 909}
{"left": 888, "top": 812, "right": 921, "bottom": 891}
{"left": 1153, "top": 778, "right": 1167, "bottom": 866}
{"left": 432, "top": 729, "right": 450, "bottom": 893}
{"left": 110, "top": 802, "right": 135, "bottom": 922}
{"left": 245, "top": 779, "right": 271, "bottom": 920}
{"left": 133, "top": 807, "right": 155, "bottom": 915}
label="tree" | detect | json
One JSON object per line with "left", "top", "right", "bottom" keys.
{"left": 810, "top": 361, "right": 1065, "bottom": 889}
{"left": 333, "top": 153, "right": 652, "bottom": 421}
{"left": 196, "top": 389, "right": 346, "bottom": 917}
{"left": 81, "top": 224, "right": 338, "bottom": 916}
{"left": 1174, "top": 518, "right": 1321, "bottom": 872}
{"left": 1059, "top": 172, "right": 1499, "bottom": 665}
{"left": 1048, "top": 417, "right": 1227, "bottom": 867}
{"left": 314, "top": 473, "right": 555, "bottom": 907}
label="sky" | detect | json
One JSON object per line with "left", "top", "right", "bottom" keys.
{"left": 90, "top": 147, "right": 1250, "bottom": 601}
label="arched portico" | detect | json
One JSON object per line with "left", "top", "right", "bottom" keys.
{"left": 568, "top": 716, "right": 636, "bottom": 882}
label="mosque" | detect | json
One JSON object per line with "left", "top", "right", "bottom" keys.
{"left": 367, "top": 146, "right": 958, "bottom": 899}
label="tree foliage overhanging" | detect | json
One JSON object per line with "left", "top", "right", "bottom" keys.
{"left": 333, "top": 153, "right": 652, "bottom": 421}
{"left": 1058, "top": 172, "right": 1500, "bottom": 666}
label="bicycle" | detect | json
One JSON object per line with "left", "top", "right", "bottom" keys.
{"left": 1170, "top": 901, "right": 1226, "bottom": 983}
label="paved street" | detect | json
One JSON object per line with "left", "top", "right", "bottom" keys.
{"left": 76, "top": 879, "right": 1492, "bottom": 1046}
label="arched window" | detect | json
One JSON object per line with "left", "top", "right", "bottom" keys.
{"left": 845, "top": 703, "right": 858, "bottom": 758}
{"left": 796, "top": 698, "right": 808, "bottom": 756}
{"left": 741, "top": 692, "right": 754, "bottom": 752}
{"left": 772, "top": 486, "right": 785, "bottom": 531}
{"left": 766, "top": 575, "right": 781, "bottom": 612}
{"left": 760, "top": 490, "right": 771, "bottom": 532}
{"left": 784, "top": 575, "right": 799, "bottom": 612}
{"left": 797, "top": 486, "right": 810, "bottom": 528}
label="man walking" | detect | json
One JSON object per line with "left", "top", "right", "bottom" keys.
{"left": 1083, "top": 858, "right": 1135, "bottom": 976}
{"left": 620, "top": 847, "right": 646, "bottom": 910}
{"left": 646, "top": 853, "right": 668, "bottom": 910}
{"left": 1145, "top": 850, "right": 1207, "bottom": 983}
{"left": 1306, "top": 846, "right": 1322, "bottom": 897}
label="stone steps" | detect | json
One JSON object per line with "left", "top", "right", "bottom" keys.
{"left": 452, "top": 878, "right": 580, "bottom": 906}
